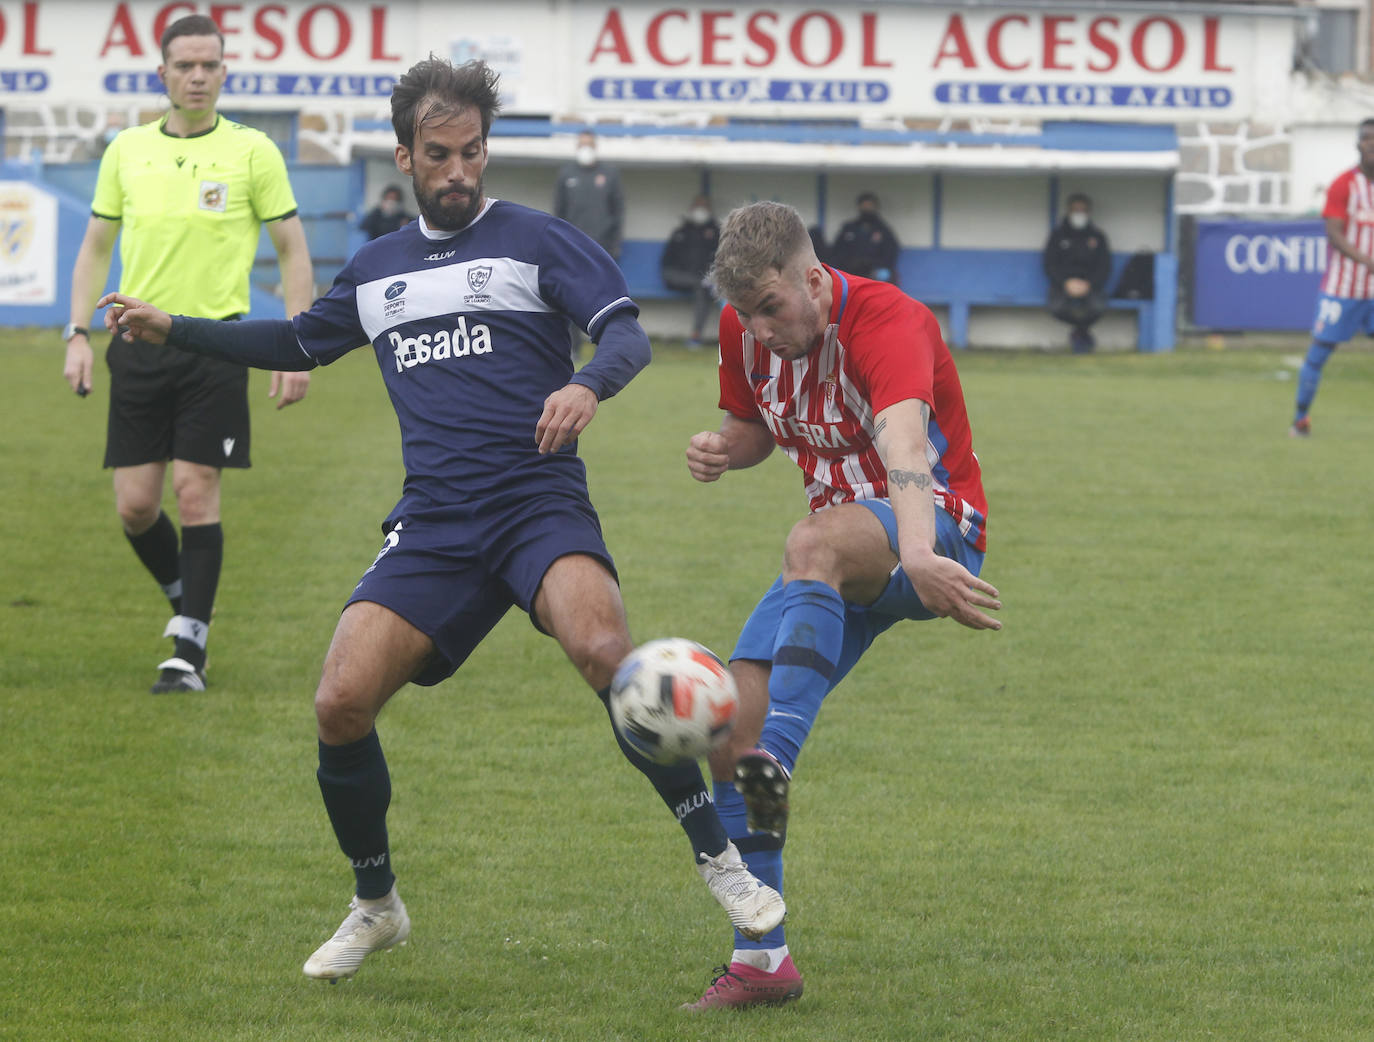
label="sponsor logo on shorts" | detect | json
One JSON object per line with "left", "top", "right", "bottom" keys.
{"left": 221, "top": 437, "right": 235, "bottom": 457}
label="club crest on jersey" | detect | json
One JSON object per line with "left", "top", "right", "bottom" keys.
{"left": 467, "top": 265, "right": 492, "bottom": 293}
{"left": 198, "top": 181, "right": 228, "bottom": 212}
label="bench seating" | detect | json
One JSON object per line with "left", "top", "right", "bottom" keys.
{"left": 617, "top": 240, "right": 1176, "bottom": 352}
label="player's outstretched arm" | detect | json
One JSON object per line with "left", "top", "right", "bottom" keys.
{"left": 874, "top": 398, "right": 1001, "bottom": 631}
{"left": 686, "top": 413, "right": 774, "bottom": 482}
{"left": 266, "top": 215, "right": 315, "bottom": 409}
{"left": 98, "top": 292, "right": 318, "bottom": 372}
{"left": 99, "top": 292, "right": 171, "bottom": 344}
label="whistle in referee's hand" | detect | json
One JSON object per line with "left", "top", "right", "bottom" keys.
{"left": 76, "top": 384, "right": 89, "bottom": 398}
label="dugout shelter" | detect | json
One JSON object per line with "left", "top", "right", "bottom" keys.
{"left": 1, "top": 0, "right": 1314, "bottom": 351}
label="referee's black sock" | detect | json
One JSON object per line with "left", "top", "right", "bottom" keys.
{"left": 125, "top": 511, "right": 182, "bottom": 614}
{"left": 598, "top": 687, "right": 729, "bottom": 861}
{"left": 318, "top": 730, "right": 396, "bottom": 899}
{"left": 176, "top": 522, "right": 222, "bottom": 672}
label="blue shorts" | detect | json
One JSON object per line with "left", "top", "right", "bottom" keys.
{"left": 732, "top": 502, "right": 985, "bottom": 690}
{"left": 348, "top": 490, "right": 616, "bottom": 686}
{"left": 1311, "top": 293, "right": 1374, "bottom": 344}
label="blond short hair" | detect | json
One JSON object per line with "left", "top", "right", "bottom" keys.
{"left": 709, "top": 201, "right": 815, "bottom": 301}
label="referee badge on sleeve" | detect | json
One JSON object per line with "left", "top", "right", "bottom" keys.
{"left": 199, "top": 181, "right": 228, "bottom": 212}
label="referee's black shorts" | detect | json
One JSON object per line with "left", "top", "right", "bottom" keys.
{"left": 103, "top": 324, "right": 252, "bottom": 470}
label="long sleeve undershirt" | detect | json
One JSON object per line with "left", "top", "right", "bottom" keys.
{"left": 165, "top": 307, "right": 651, "bottom": 400}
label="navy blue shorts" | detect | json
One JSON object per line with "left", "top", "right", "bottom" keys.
{"left": 347, "top": 490, "right": 616, "bottom": 686}
{"left": 732, "top": 501, "right": 985, "bottom": 690}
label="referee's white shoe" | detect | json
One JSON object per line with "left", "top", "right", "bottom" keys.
{"left": 303, "top": 885, "right": 410, "bottom": 980}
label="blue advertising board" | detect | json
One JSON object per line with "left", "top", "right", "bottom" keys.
{"left": 1192, "top": 218, "right": 1325, "bottom": 331}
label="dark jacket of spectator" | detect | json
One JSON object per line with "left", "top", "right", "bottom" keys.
{"left": 830, "top": 211, "right": 900, "bottom": 283}
{"left": 554, "top": 158, "right": 624, "bottom": 258}
{"left": 660, "top": 214, "right": 719, "bottom": 293}
{"left": 1042, "top": 219, "right": 1112, "bottom": 292}
{"left": 359, "top": 198, "right": 412, "bottom": 240}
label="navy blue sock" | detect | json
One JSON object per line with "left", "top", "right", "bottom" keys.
{"left": 1296, "top": 341, "right": 1335, "bottom": 420}
{"left": 599, "top": 688, "right": 728, "bottom": 860}
{"left": 759, "top": 579, "right": 846, "bottom": 773}
{"left": 125, "top": 511, "right": 182, "bottom": 613}
{"left": 715, "top": 780, "right": 787, "bottom": 949}
{"left": 317, "top": 729, "right": 395, "bottom": 899}
{"left": 176, "top": 523, "right": 222, "bottom": 671}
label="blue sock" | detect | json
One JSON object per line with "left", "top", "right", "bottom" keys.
{"left": 599, "top": 689, "right": 728, "bottom": 859}
{"left": 715, "top": 780, "right": 787, "bottom": 950}
{"left": 759, "top": 579, "right": 846, "bottom": 774}
{"left": 1296, "top": 341, "right": 1335, "bottom": 420}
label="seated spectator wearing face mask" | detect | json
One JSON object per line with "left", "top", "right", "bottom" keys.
{"left": 360, "top": 185, "right": 413, "bottom": 241}
{"left": 829, "top": 191, "right": 900, "bottom": 285}
{"left": 661, "top": 194, "right": 721, "bottom": 347}
{"left": 1043, "top": 193, "right": 1112, "bottom": 353}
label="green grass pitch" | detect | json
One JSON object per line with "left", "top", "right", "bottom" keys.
{"left": 3, "top": 329, "right": 1373, "bottom": 1041}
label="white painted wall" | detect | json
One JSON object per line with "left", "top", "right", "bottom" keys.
{"left": 1290, "top": 125, "right": 1359, "bottom": 215}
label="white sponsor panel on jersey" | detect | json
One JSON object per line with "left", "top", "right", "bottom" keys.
{"left": 355, "top": 257, "right": 551, "bottom": 342}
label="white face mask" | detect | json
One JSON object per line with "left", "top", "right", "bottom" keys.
{"left": 1068, "top": 211, "right": 1090, "bottom": 229}
{"left": 576, "top": 146, "right": 597, "bottom": 168}
{"left": 690, "top": 207, "right": 711, "bottom": 224}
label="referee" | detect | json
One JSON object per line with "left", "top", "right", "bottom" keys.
{"left": 62, "top": 14, "right": 314, "bottom": 693}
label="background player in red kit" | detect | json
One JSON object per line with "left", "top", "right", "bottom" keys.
{"left": 683, "top": 201, "right": 1001, "bottom": 1009}
{"left": 1291, "top": 117, "right": 1374, "bottom": 437}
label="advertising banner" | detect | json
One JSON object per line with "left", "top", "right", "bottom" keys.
{"left": 1192, "top": 218, "right": 1325, "bottom": 331}
{"left": 0, "top": 1, "right": 1295, "bottom": 121}
{"left": 0, "top": 180, "right": 57, "bottom": 305}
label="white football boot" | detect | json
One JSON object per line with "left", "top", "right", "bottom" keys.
{"left": 303, "top": 885, "right": 410, "bottom": 980}
{"left": 697, "top": 841, "right": 786, "bottom": 941}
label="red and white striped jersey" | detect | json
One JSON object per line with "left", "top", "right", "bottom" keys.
{"left": 1321, "top": 167, "right": 1374, "bottom": 298}
{"left": 717, "top": 268, "right": 987, "bottom": 552}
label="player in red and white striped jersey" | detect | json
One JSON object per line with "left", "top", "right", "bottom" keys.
{"left": 1292, "top": 118, "right": 1374, "bottom": 436}
{"left": 681, "top": 201, "right": 1000, "bottom": 1009}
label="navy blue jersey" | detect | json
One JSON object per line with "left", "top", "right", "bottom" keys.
{"left": 293, "top": 200, "right": 637, "bottom": 516}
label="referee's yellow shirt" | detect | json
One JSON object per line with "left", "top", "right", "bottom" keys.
{"left": 92, "top": 116, "right": 299, "bottom": 319}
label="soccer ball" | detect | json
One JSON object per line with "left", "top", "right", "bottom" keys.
{"left": 609, "top": 638, "right": 738, "bottom": 765}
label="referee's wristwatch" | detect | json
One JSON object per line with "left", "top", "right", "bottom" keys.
{"left": 62, "top": 323, "right": 89, "bottom": 343}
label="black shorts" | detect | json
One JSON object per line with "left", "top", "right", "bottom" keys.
{"left": 103, "top": 333, "right": 251, "bottom": 469}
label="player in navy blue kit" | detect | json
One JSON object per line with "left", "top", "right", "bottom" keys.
{"left": 98, "top": 58, "right": 783, "bottom": 989}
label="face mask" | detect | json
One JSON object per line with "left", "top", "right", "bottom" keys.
{"left": 576, "top": 146, "right": 597, "bottom": 167}
{"left": 690, "top": 208, "right": 711, "bottom": 224}
{"left": 1068, "top": 211, "right": 1089, "bottom": 229}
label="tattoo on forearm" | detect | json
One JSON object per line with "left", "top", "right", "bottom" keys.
{"left": 873, "top": 417, "right": 887, "bottom": 440}
{"left": 889, "top": 468, "right": 932, "bottom": 492}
